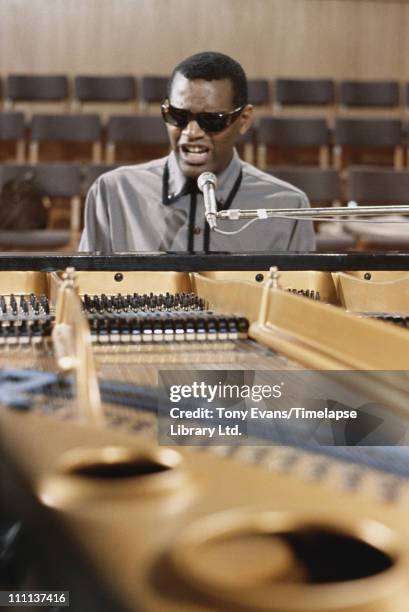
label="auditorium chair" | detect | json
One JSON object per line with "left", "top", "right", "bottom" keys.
{"left": 29, "top": 114, "right": 102, "bottom": 164}
{"left": 139, "top": 76, "right": 169, "bottom": 111}
{"left": 0, "top": 229, "right": 73, "bottom": 251}
{"left": 345, "top": 166, "right": 409, "bottom": 250}
{"left": 82, "top": 164, "right": 122, "bottom": 193}
{"left": 105, "top": 115, "right": 169, "bottom": 163}
{"left": 247, "top": 79, "right": 271, "bottom": 109}
{"left": 256, "top": 117, "right": 330, "bottom": 168}
{"left": 5, "top": 75, "right": 69, "bottom": 112}
{"left": 274, "top": 78, "right": 335, "bottom": 118}
{"left": 0, "top": 112, "right": 25, "bottom": 162}
{"left": 404, "top": 82, "right": 409, "bottom": 114}
{"left": 236, "top": 125, "right": 256, "bottom": 164}
{"left": 73, "top": 75, "right": 137, "bottom": 114}
{"left": 333, "top": 117, "right": 404, "bottom": 170}
{"left": 267, "top": 166, "right": 354, "bottom": 251}
{"left": 0, "top": 163, "right": 82, "bottom": 249}
{"left": 267, "top": 167, "right": 341, "bottom": 206}
{"left": 348, "top": 166, "right": 409, "bottom": 205}
{"left": 338, "top": 80, "right": 401, "bottom": 116}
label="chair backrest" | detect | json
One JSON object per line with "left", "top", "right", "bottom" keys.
{"left": 106, "top": 115, "right": 168, "bottom": 145}
{"left": 82, "top": 164, "right": 122, "bottom": 192}
{"left": 405, "top": 83, "right": 409, "bottom": 110}
{"left": 348, "top": 167, "right": 409, "bottom": 204}
{"left": 334, "top": 118, "right": 403, "bottom": 147}
{"left": 247, "top": 79, "right": 270, "bottom": 106}
{"left": 339, "top": 81, "right": 400, "bottom": 108}
{"left": 0, "top": 112, "right": 25, "bottom": 140}
{"left": 236, "top": 125, "right": 256, "bottom": 145}
{"left": 0, "top": 163, "right": 82, "bottom": 235}
{"left": 267, "top": 167, "right": 341, "bottom": 204}
{"left": 275, "top": 78, "right": 335, "bottom": 106}
{"left": 140, "top": 76, "right": 169, "bottom": 104}
{"left": 30, "top": 114, "right": 102, "bottom": 143}
{"left": 0, "top": 163, "right": 82, "bottom": 197}
{"left": 315, "top": 234, "right": 357, "bottom": 251}
{"left": 0, "top": 229, "right": 72, "bottom": 248}
{"left": 6, "top": 75, "right": 69, "bottom": 102}
{"left": 258, "top": 117, "right": 329, "bottom": 146}
{"left": 74, "top": 76, "right": 137, "bottom": 102}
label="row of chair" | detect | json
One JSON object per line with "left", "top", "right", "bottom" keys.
{"left": 0, "top": 163, "right": 100, "bottom": 235}
{"left": 1, "top": 112, "right": 409, "bottom": 169}
{"left": 0, "top": 163, "right": 407, "bottom": 252}
{"left": 265, "top": 167, "right": 409, "bottom": 251}
{"left": 1, "top": 162, "right": 408, "bottom": 218}
{"left": 3, "top": 75, "right": 409, "bottom": 113}
{"left": 0, "top": 113, "right": 168, "bottom": 164}
{"left": 269, "top": 166, "right": 409, "bottom": 206}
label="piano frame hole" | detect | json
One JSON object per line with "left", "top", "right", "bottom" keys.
{"left": 38, "top": 445, "right": 189, "bottom": 501}
{"left": 60, "top": 445, "right": 181, "bottom": 480}
{"left": 172, "top": 509, "right": 405, "bottom": 611}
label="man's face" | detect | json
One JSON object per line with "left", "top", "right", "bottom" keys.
{"left": 167, "top": 72, "right": 253, "bottom": 178}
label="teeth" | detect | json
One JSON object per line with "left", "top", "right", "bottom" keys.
{"left": 184, "top": 146, "right": 208, "bottom": 153}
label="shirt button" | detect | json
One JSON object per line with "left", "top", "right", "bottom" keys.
{"left": 168, "top": 193, "right": 174, "bottom": 199}
{"left": 193, "top": 227, "right": 201, "bottom": 235}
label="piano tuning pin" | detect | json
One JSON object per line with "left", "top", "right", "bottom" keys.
{"left": 109, "top": 318, "right": 120, "bottom": 343}
{"left": 39, "top": 293, "right": 48, "bottom": 309}
{"left": 174, "top": 320, "right": 185, "bottom": 341}
{"left": 185, "top": 318, "right": 195, "bottom": 341}
{"left": 30, "top": 321, "right": 43, "bottom": 346}
{"left": 0, "top": 322, "right": 6, "bottom": 346}
{"left": 98, "top": 319, "right": 109, "bottom": 343}
{"left": 237, "top": 317, "right": 250, "bottom": 338}
{"left": 0, "top": 295, "right": 7, "bottom": 315}
{"left": 195, "top": 319, "right": 206, "bottom": 340}
{"left": 142, "top": 319, "right": 154, "bottom": 342}
{"left": 131, "top": 318, "right": 142, "bottom": 343}
{"left": 6, "top": 321, "right": 18, "bottom": 346}
{"left": 205, "top": 317, "right": 218, "bottom": 340}
{"left": 153, "top": 319, "right": 164, "bottom": 342}
{"left": 90, "top": 318, "right": 98, "bottom": 341}
{"left": 10, "top": 294, "right": 18, "bottom": 316}
{"left": 19, "top": 320, "right": 30, "bottom": 345}
{"left": 83, "top": 294, "right": 91, "bottom": 310}
{"left": 21, "top": 297, "right": 29, "bottom": 315}
{"left": 216, "top": 317, "right": 228, "bottom": 341}
{"left": 94, "top": 296, "right": 102, "bottom": 312}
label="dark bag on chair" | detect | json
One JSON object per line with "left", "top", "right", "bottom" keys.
{"left": 0, "top": 171, "right": 48, "bottom": 230}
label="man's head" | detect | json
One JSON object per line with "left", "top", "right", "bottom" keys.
{"left": 163, "top": 51, "right": 253, "bottom": 179}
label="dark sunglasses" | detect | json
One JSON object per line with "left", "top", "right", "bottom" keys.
{"left": 161, "top": 99, "right": 245, "bottom": 134}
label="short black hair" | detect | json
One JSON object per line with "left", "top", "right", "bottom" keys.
{"left": 168, "top": 51, "right": 248, "bottom": 108}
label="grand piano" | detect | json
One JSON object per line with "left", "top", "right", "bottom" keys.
{"left": 1, "top": 251, "right": 409, "bottom": 612}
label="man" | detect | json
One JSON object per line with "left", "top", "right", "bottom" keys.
{"left": 79, "top": 51, "right": 315, "bottom": 252}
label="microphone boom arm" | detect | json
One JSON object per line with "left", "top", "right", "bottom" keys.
{"left": 216, "top": 204, "right": 409, "bottom": 221}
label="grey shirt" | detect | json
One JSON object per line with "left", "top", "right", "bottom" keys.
{"left": 79, "top": 150, "right": 316, "bottom": 252}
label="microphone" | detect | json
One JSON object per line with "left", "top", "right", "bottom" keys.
{"left": 197, "top": 172, "right": 218, "bottom": 230}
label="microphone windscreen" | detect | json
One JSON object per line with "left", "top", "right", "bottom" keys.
{"left": 197, "top": 172, "right": 217, "bottom": 192}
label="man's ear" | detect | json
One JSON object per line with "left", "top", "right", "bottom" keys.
{"left": 239, "top": 104, "right": 254, "bottom": 135}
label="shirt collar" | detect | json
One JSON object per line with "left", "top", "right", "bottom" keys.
{"left": 166, "top": 149, "right": 242, "bottom": 203}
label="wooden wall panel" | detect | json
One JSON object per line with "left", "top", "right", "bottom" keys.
{"left": 0, "top": 0, "right": 405, "bottom": 79}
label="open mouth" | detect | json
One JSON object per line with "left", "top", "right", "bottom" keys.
{"left": 179, "top": 144, "right": 211, "bottom": 165}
